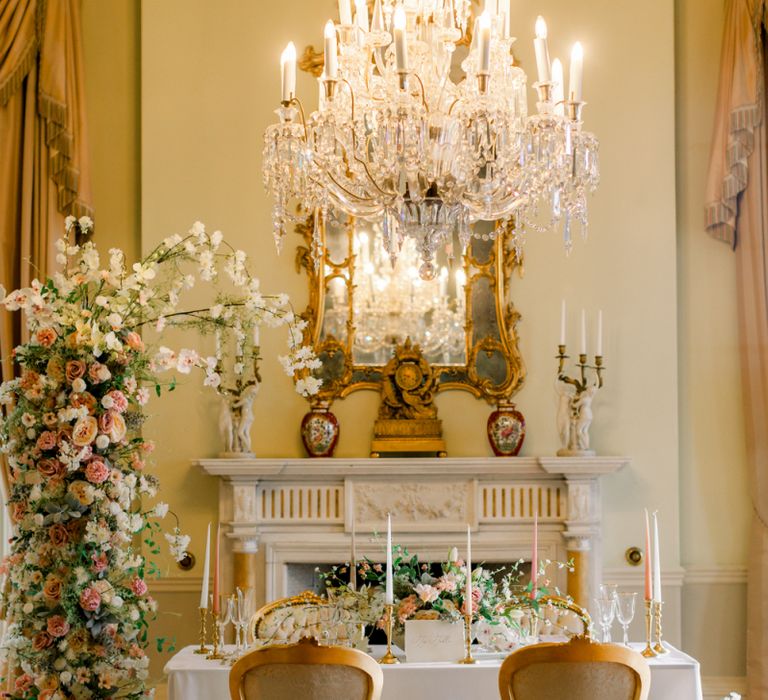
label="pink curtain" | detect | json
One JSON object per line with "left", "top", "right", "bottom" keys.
{"left": 705, "top": 1, "right": 768, "bottom": 697}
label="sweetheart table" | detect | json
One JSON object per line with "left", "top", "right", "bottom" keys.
{"left": 164, "top": 642, "right": 703, "bottom": 700}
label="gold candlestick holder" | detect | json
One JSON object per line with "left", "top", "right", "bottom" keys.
{"left": 193, "top": 607, "right": 210, "bottom": 654}
{"left": 378, "top": 603, "right": 399, "bottom": 664}
{"left": 207, "top": 613, "right": 226, "bottom": 660}
{"left": 653, "top": 600, "right": 669, "bottom": 654}
{"left": 458, "top": 612, "right": 476, "bottom": 664}
{"left": 641, "top": 599, "right": 657, "bottom": 658}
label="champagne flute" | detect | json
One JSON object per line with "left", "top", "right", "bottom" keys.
{"left": 215, "top": 594, "right": 234, "bottom": 652}
{"left": 615, "top": 592, "right": 637, "bottom": 647}
{"left": 594, "top": 597, "right": 616, "bottom": 643}
{"left": 234, "top": 587, "right": 255, "bottom": 654}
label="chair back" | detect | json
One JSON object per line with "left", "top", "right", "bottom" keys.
{"left": 498, "top": 637, "right": 651, "bottom": 700}
{"left": 250, "top": 591, "right": 349, "bottom": 645}
{"left": 229, "top": 636, "right": 383, "bottom": 700}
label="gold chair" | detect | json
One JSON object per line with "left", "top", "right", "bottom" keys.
{"left": 229, "top": 636, "right": 383, "bottom": 700}
{"left": 498, "top": 636, "right": 651, "bottom": 700}
{"left": 250, "top": 591, "right": 355, "bottom": 646}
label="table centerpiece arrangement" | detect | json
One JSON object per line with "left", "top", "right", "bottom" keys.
{"left": 0, "top": 218, "right": 318, "bottom": 699}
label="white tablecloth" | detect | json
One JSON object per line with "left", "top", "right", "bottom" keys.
{"left": 164, "top": 642, "right": 703, "bottom": 700}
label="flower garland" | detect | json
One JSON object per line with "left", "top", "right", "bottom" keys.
{"left": 0, "top": 218, "right": 319, "bottom": 699}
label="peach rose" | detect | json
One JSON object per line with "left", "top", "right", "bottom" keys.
{"left": 43, "top": 576, "right": 63, "bottom": 602}
{"left": 36, "top": 328, "right": 57, "bottom": 347}
{"left": 42, "top": 412, "right": 58, "bottom": 428}
{"left": 32, "top": 631, "right": 54, "bottom": 651}
{"left": 20, "top": 370, "right": 40, "bottom": 390}
{"left": 99, "top": 411, "right": 126, "bottom": 443}
{"left": 85, "top": 460, "right": 109, "bottom": 484}
{"left": 37, "top": 458, "right": 64, "bottom": 479}
{"left": 11, "top": 501, "right": 26, "bottom": 523}
{"left": 49, "top": 524, "right": 69, "bottom": 547}
{"left": 36, "top": 431, "right": 57, "bottom": 451}
{"left": 46, "top": 615, "right": 70, "bottom": 638}
{"left": 14, "top": 674, "right": 33, "bottom": 692}
{"left": 72, "top": 416, "right": 98, "bottom": 446}
{"left": 65, "top": 360, "right": 86, "bottom": 383}
{"left": 125, "top": 331, "right": 145, "bottom": 352}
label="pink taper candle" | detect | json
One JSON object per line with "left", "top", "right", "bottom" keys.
{"left": 530, "top": 509, "right": 538, "bottom": 598}
{"left": 465, "top": 524, "right": 472, "bottom": 615}
{"left": 212, "top": 522, "right": 220, "bottom": 615}
{"left": 644, "top": 509, "right": 652, "bottom": 601}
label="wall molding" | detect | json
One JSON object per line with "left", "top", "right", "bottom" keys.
{"left": 685, "top": 565, "right": 747, "bottom": 585}
{"left": 148, "top": 576, "right": 202, "bottom": 593}
{"left": 603, "top": 566, "right": 686, "bottom": 587}
{"left": 702, "top": 675, "right": 746, "bottom": 700}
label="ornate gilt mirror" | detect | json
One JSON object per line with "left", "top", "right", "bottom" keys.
{"left": 295, "top": 215, "right": 525, "bottom": 408}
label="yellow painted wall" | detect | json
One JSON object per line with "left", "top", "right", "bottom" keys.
{"left": 80, "top": 0, "right": 751, "bottom": 681}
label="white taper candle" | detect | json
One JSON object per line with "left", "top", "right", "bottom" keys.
{"left": 199, "top": 522, "right": 211, "bottom": 608}
{"left": 385, "top": 513, "right": 394, "bottom": 604}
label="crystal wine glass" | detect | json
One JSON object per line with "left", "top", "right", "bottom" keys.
{"left": 594, "top": 597, "right": 616, "bottom": 643}
{"left": 213, "top": 594, "right": 234, "bottom": 653}
{"left": 614, "top": 592, "right": 637, "bottom": 647}
{"left": 234, "top": 588, "right": 255, "bottom": 655}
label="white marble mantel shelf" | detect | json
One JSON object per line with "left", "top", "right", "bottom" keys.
{"left": 197, "top": 455, "right": 629, "bottom": 482}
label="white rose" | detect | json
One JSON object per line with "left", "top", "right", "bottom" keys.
{"left": 60, "top": 671, "right": 72, "bottom": 685}
{"left": 71, "top": 378, "right": 86, "bottom": 393}
{"left": 101, "top": 395, "right": 114, "bottom": 409}
{"left": 95, "top": 434, "right": 110, "bottom": 450}
{"left": 112, "top": 596, "right": 124, "bottom": 608}
{"left": 33, "top": 513, "right": 44, "bottom": 527}
{"left": 22, "top": 603, "right": 33, "bottom": 614}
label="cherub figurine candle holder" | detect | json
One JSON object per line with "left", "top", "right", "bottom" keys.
{"left": 555, "top": 345, "right": 604, "bottom": 456}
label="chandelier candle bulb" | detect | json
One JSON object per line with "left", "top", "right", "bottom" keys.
{"left": 580, "top": 308, "right": 587, "bottom": 355}
{"left": 552, "top": 58, "right": 565, "bottom": 115}
{"left": 644, "top": 509, "right": 652, "bottom": 601}
{"left": 569, "top": 41, "right": 584, "bottom": 102}
{"left": 652, "top": 511, "right": 662, "bottom": 602}
{"left": 534, "top": 16, "right": 551, "bottom": 84}
{"left": 484, "top": 0, "right": 498, "bottom": 15}
{"left": 280, "top": 42, "right": 296, "bottom": 103}
{"left": 385, "top": 513, "right": 393, "bottom": 605}
{"left": 393, "top": 6, "right": 408, "bottom": 73}
{"left": 372, "top": 0, "right": 385, "bottom": 32}
{"left": 324, "top": 21, "right": 338, "bottom": 79}
{"left": 339, "top": 0, "right": 353, "bottom": 25}
{"left": 355, "top": 0, "right": 369, "bottom": 32}
{"left": 478, "top": 12, "right": 492, "bottom": 75}
{"left": 199, "top": 522, "right": 211, "bottom": 609}
{"left": 499, "top": 0, "right": 510, "bottom": 38}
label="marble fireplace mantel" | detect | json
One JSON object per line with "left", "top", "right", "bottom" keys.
{"left": 198, "top": 456, "right": 629, "bottom": 609}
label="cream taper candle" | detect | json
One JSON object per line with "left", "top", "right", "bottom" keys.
{"left": 534, "top": 16, "right": 551, "bottom": 84}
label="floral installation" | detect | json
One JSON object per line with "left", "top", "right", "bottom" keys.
{"left": 0, "top": 218, "right": 320, "bottom": 699}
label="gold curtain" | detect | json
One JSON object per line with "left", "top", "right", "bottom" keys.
{"left": 0, "top": 0, "right": 93, "bottom": 496}
{"left": 705, "top": 1, "right": 768, "bottom": 697}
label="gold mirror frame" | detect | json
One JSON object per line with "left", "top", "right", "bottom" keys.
{"left": 295, "top": 216, "right": 525, "bottom": 407}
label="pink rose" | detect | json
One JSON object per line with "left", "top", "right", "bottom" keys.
{"left": 106, "top": 390, "right": 128, "bottom": 413}
{"left": 79, "top": 586, "right": 101, "bottom": 612}
{"left": 131, "top": 577, "right": 148, "bottom": 596}
{"left": 46, "top": 614, "right": 70, "bottom": 638}
{"left": 14, "top": 674, "right": 33, "bottom": 692}
{"left": 85, "top": 459, "right": 110, "bottom": 484}
{"left": 36, "top": 431, "right": 57, "bottom": 451}
{"left": 72, "top": 416, "right": 98, "bottom": 446}
{"left": 125, "top": 331, "right": 145, "bottom": 352}
{"left": 36, "top": 328, "right": 57, "bottom": 347}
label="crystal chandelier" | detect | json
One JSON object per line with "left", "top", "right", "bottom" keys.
{"left": 263, "top": 0, "right": 600, "bottom": 279}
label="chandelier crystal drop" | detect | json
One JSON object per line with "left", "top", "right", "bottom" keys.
{"left": 262, "top": 0, "right": 600, "bottom": 277}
